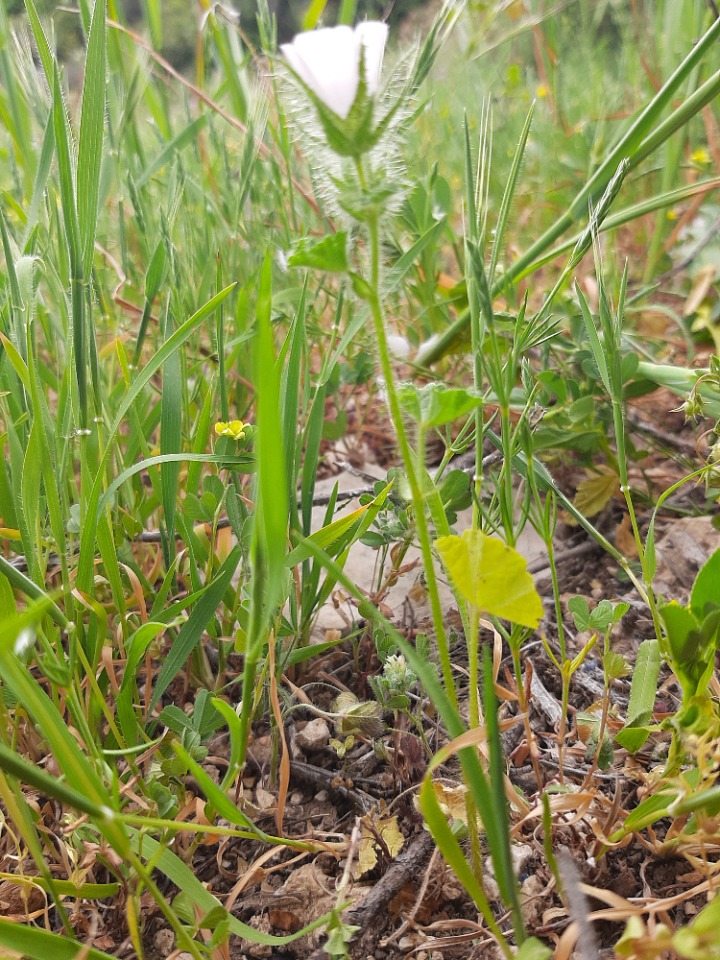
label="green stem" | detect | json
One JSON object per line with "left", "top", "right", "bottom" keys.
{"left": 467, "top": 245, "right": 484, "bottom": 532}
{"left": 499, "top": 406, "right": 516, "bottom": 546}
{"left": 467, "top": 605, "right": 481, "bottom": 729}
{"left": 365, "top": 209, "right": 457, "bottom": 707}
{"left": 546, "top": 537, "right": 568, "bottom": 780}
{"left": 611, "top": 392, "right": 665, "bottom": 653}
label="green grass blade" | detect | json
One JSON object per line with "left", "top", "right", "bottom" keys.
{"left": 576, "top": 283, "right": 611, "bottom": 394}
{"left": 236, "top": 255, "right": 289, "bottom": 766}
{"left": 488, "top": 103, "right": 534, "bottom": 288}
{"left": 0, "top": 556, "right": 66, "bottom": 627}
{"left": 418, "top": 777, "right": 505, "bottom": 941}
{"left": 483, "top": 646, "right": 525, "bottom": 938}
{"left": 77, "top": 0, "right": 107, "bottom": 277}
{"left": 631, "top": 68, "right": 720, "bottom": 170}
{"left": 0, "top": 919, "right": 118, "bottom": 960}
{"left": 338, "top": 0, "right": 357, "bottom": 24}
{"left": 97, "top": 452, "right": 253, "bottom": 515}
{"left": 160, "top": 306, "right": 182, "bottom": 557}
{"left": 303, "top": 0, "right": 330, "bottom": 29}
{"left": 253, "top": 254, "right": 289, "bottom": 614}
{"left": 149, "top": 543, "right": 242, "bottom": 711}
{"left": 23, "top": 0, "right": 54, "bottom": 84}
{"left": 51, "top": 68, "right": 81, "bottom": 276}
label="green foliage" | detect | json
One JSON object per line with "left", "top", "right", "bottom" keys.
{"left": 615, "top": 638, "right": 661, "bottom": 753}
{"left": 1, "top": 0, "right": 719, "bottom": 954}
{"left": 659, "top": 549, "right": 720, "bottom": 736}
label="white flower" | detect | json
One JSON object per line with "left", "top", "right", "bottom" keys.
{"left": 281, "top": 22, "right": 388, "bottom": 120}
{"left": 14, "top": 628, "right": 35, "bottom": 657}
{"left": 387, "top": 334, "right": 411, "bottom": 359}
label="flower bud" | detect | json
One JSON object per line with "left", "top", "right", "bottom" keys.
{"left": 281, "top": 22, "right": 388, "bottom": 121}
{"left": 281, "top": 22, "right": 395, "bottom": 159}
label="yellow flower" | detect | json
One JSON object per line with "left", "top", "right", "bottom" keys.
{"left": 690, "top": 147, "right": 711, "bottom": 166}
{"left": 536, "top": 84, "right": 548, "bottom": 99}
{"left": 215, "top": 420, "right": 248, "bottom": 441}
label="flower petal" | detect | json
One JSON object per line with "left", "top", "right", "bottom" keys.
{"left": 355, "top": 21, "right": 388, "bottom": 96}
{"left": 282, "top": 25, "right": 362, "bottom": 119}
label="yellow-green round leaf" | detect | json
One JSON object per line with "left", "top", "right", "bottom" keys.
{"left": 435, "top": 530, "right": 543, "bottom": 628}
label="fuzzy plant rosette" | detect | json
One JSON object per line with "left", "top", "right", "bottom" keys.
{"left": 277, "top": 11, "right": 459, "bottom": 226}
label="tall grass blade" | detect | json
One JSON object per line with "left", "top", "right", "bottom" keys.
{"left": 77, "top": 0, "right": 107, "bottom": 277}
{"left": 149, "top": 543, "right": 242, "bottom": 711}
{"left": 236, "top": 254, "right": 289, "bottom": 766}
{"left": 160, "top": 305, "right": 182, "bottom": 561}
{"left": 23, "top": 0, "right": 54, "bottom": 84}
{"left": 488, "top": 103, "right": 534, "bottom": 288}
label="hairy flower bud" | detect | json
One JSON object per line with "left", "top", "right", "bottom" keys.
{"left": 280, "top": 21, "right": 400, "bottom": 160}
{"left": 281, "top": 22, "right": 388, "bottom": 121}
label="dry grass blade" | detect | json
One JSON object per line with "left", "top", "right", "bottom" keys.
{"left": 557, "top": 852, "right": 599, "bottom": 960}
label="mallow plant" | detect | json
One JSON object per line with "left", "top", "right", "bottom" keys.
{"left": 278, "top": 7, "right": 549, "bottom": 957}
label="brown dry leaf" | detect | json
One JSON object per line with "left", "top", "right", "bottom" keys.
{"left": 427, "top": 781, "right": 470, "bottom": 825}
{"left": 195, "top": 798, "right": 222, "bottom": 845}
{"left": 0, "top": 879, "right": 46, "bottom": 917}
{"left": 388, "top": 883, "right": 437, "bottom": 924}
{"left": 255, "top": 785, "right": 276, "bottom": 811}
{"left": 267, "top": 907, "right": 303, "bottom": 933}
{"left": 573, "top": 466, "right": 619, "bottom": 518}
{"left": 615, "top": 513, "right": 639, "bottom": 558}
{"left": 271, "top": 862, "right": 335, "bottom": 932}
{"left": 355, "top": 813, "right": 404, "bottom": 878}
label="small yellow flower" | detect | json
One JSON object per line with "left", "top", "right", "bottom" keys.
{"left": 690, "top": 147, "right": 711, "bottom": 166}
{"left": 666, "top": 209, "right": 678, "bottom": 221}
{"left": 215, "top": 420, "right": 249, "bottom": 441}
{"left": 536, "top": 84, "right": 548, "bottom": 99}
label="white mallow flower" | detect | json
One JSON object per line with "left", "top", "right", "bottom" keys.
{"left": 281, "top": 22, "right": 388, "bottom": 120}
{"left": 387, "top": 334, "right": 412, "bottom": 359}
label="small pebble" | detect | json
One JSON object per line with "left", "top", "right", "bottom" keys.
{"left": 295, "top": 717, "right": 330, "bottom": 752}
